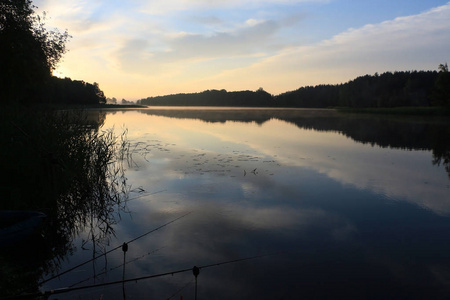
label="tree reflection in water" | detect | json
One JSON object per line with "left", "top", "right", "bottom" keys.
{"left": 136, "top": 108, "right": 450, "bottom": 180}
{"left": 432, "top": 134, "right": 450, "bottom": 180}
{"left": 0, "top": 109, "right": 130, "bottom": 297}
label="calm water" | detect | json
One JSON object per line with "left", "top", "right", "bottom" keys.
{"left": 42, "top": 108, "right": 450, "bottom": 299}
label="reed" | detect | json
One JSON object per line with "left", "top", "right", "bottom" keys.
{"left": 0, "top": 106, "right": 131, "bottom": 296}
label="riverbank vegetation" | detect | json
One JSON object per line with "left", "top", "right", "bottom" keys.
{"left": 0, "top": 1, "right": 130, "bottom": 296}
{"left": 0, "top": 108, "right": 131, "bottom": 296}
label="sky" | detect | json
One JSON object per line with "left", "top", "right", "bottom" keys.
{"left": 33, "top": 0, "right": 450, "bottom": 100}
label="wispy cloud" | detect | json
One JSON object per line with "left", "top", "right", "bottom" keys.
{"left": 114, "top": 18, "right": 283, "bottom": 75}
{"left": 138, "top": 0, "right": 330, "bottom": 14}
{"left": 194, "top": 2, "right": 450, "bottom": 93}
{"left": 33, "top": 0, "right": 450, "bottom": 99}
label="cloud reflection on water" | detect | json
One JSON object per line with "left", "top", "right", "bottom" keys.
{"left": 54, "top": 108, "right": 450, "bottom": 299}
{"left": 104, "top": 110, "right": 450, "bottom": 215}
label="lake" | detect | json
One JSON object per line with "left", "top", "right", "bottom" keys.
{"left": 40, "top": 107, "right": 450, "bottom": 299}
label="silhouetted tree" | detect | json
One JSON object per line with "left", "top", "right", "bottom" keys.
{"left": 431, "top": 63, "right": 450, "bottom": 107}
{"left": 107, "top": 97, "right": 117, "bottom": 104}
{"left": 439, "top": 63, "right": 449, "bottom": 73}
{"left": 0, "top": 0, "right": 69, "bottom": 104}
{"left": 47, "top": 77, "right": 106, "bottom": 105}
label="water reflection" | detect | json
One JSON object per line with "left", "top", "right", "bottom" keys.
{"left": 0, "top": 110, "right": 129, "bottom": 298}
{"left": 135, "top": 107, "right": 450, "bottom": 151}
{"left": 26, "top": 108, "right": 450, "bottom": 299}
{"left": 133, "top": 108, "right": 450, "bottom": 209}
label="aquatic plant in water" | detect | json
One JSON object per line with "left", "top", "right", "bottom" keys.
{"left": 0, "top": 108, "right": 131, "bottom": 296}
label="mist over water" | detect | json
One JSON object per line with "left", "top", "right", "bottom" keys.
{"left": 41, "top": 108, "right": 450, "bottom": 299}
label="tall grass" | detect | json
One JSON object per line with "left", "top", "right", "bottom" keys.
{"left": 0, "top": 106, "right": 131, "bottom": 296}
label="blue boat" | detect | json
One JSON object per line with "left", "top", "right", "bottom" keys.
{"left": 0, "top": 210, "right": 46, "bottom": 246}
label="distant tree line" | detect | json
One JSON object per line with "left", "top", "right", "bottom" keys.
{"left": 0, "top": 0, "right": 105, "bottom": 105}
{"left": 138, "top": 69, "right": 449, "bottom": 108}
{"left": 105, "top": 98, "right": 135, "bottom": 105}
{"left": 138, "top": 88, "right": 273, "bottom": 107}
{"left": 277, "top": 71, "right": 445, "bottom": 108}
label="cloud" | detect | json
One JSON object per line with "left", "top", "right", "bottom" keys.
{"left": 166, "top": 20, "right": 279, "bottom": 58}
{"left": 115, "top": 1, "right": 450, "bottom": 95}
{"left": 34, "top": 0, "right": 109, "bottom": 33}
{"left": 35, "top": 0, "right": 306, "bottom": 79}
{"left": 189, "top": 15, "right": 225, "bottom": 27}
{"left": 200, "top": 2, "right": 450, "bottom": 92}
{"left": 33, "top": 0, "right": 450, "bottom": 99}
{"left": 139, "top": 0, "right": 330, "bottom": 14}
{"left": 324, "top": 4, "right": 450, "bottom": 60}
{"left": 114, "top": 18, "right": 283, "bottom": 75}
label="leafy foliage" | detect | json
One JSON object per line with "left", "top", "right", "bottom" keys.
{"left": 0, "top": 0, "right": 105, "bottom": 105}
{"left": 0, "top": 0, "right": 68, "bottom": 103}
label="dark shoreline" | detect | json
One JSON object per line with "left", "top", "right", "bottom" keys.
{"left": 337, "top": 106, "right": 450, "bottom": 116}
{"left": 102, "top": 105, "right": 450, "bottom": 116}
{"left": 24, "top": 102, "right": 450, "bottom": 116}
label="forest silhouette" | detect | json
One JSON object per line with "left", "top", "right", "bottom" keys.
{"left": 138, "top": 69, "right": 450, "bottom": 109}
